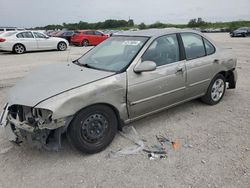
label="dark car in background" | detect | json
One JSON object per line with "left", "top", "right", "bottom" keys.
{"left": 56, "top": 31, "right": 75, "bottom": 43}
{"left": 70, "top": 30, "right": 108, "bottom": 46}
{"left": 230, "top": 27, "right": 250, "bottom": 37}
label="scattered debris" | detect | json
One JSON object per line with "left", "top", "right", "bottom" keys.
{"left": 107, "top": 126, "right": 145, "bottom": 158}
{"left": 108, "top": 126, "right": 179, "bottom": 160}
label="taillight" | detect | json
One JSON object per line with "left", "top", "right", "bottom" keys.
{"left": 0, "top": 38, "right": 6, "bottom": 42}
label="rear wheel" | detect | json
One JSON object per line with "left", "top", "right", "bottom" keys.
{"left": 82, "top": 39, "right": 89, "bottom": 47}
{"left": 67, "top": 105, "right": 118, "bottom": 154}
{"left": 201, "top": 74, "right": 226, "bottom": 105}
{"left": 57, "top": 42, "right": 67, "bottom": 51}
{"left": 13, "top": 44, "right": 25, "bottom": 54}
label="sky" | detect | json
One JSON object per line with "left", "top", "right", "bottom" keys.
{"left": 0, "top": 0, "right": 250, "bottom": 27}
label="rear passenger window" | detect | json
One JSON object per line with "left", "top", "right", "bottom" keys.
{"left": 204, "top": 38, "right": 215, "bottom": 55}
{"left": 181, "top": 33, "right": 206, "bottom": 60}
{"left": 142, "top": 34, "right": 180, "bottom": 66}
{"left": 17, "top": 32, "right": 34, "bottom": 38}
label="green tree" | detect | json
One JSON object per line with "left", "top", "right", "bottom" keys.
{"left": 138, "top": 22, "right": 146, "bottom": 29}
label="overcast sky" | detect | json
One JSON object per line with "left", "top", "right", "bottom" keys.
{"left": 1, "top": 0, "right": 250, "bottom": 27}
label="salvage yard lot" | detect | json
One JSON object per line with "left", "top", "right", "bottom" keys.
{"left": 0, "top": 33, "right": 249, "bottom": 188}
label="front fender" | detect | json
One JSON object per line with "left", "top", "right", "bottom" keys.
{"left": 35, "top": 73, "right": 128, "bottom": 122}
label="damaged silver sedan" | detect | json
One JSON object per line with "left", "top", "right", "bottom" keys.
{"left": 0, "top": 29, "right": 237, "bottom": 153}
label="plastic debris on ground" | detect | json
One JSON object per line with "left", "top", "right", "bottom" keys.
{"left": 108, "top": 126, "right": 179, "bottom": 160}
{"left": 107, "top": 126, "right": 145, "bottom": 158}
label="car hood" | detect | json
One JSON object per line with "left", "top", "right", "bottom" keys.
{"left": 8, "top": 62, "right": 114, "bottom": 107}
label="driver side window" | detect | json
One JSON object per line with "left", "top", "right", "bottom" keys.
{"left": 142, "top": 34, "right": 180, "bottom": 66}
{"left": 33, "top": 32, "right": 47, "bottom": 38}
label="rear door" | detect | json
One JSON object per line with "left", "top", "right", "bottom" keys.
{"left": 16, "top": 32, "right": 38, "bottom": 50}
{"left": 180, "top": 33, "right": 215, "bottom": 99}
{"left": 127, "top": 34, "right": 186, "bottom": 119}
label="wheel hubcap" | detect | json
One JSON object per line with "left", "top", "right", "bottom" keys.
{"left": 15, "top": 45, "right": 24, "bottom": 53}
{"left": 59, "top": 43, "right": 66, "bottom": 50}
{"left": 211, "top": 78, "right": 225, "bottom": 102}
{"left": 83, "top": 41, "right": 88, "bottom": 46}
{"left": 81, "top": 114, "right": 108, "bottom": 142}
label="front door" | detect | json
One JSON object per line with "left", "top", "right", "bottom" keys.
{"left": 33, "top": 32, "right": 55, "bottom": 49}
{"left": 127, "top": 34, "right": 186, "bottom": 119}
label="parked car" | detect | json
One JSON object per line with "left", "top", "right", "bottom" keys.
{"left": 230, "top": 27, "right": 250, "bottom": 37}
{"left": 56, "top": 30, "right": 75, "bottom": 43}
{"left": 0, "top": 27, "right": 25, "bottom": 34}
{"left": 0, "top": 31, "right": 68, "bottom": 54}
{"left": 0, "top": 29, "right": 237, "bottom": 153}
{"left": 70, "top": 30, "right": 108, "bottom": 46}
{"left": 47, "top": 30, "right": 60, "bottom": 37}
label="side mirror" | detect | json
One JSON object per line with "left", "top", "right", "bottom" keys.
{"left": 45, "top": 36, "right": 50, "bottom": 39}
{"left": 134, "top": 61, "right": 157, "bottom": 73}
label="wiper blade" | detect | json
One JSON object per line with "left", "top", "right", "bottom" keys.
{"left": 72, "top": 60, "right": 93, "bottom": 68}
{"left": 72, "top": 59, "right": 81, "bottom": 65}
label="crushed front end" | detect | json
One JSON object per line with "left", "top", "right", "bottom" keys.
{"left": 0, "top": 103, "right": 72, "bottom": 150}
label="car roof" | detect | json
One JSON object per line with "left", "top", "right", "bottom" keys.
{"left": 78, "top": 30, "right": 93, "bottom": 32}
{"left": 114, "top": 28, "right": 202, "bottom": 37}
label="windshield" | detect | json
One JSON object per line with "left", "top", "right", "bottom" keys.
{"left": 77, "top": 36, "right": 148, "bottom": 72}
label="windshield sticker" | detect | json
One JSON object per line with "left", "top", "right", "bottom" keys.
{"left": 122, "top": 41, "right": 141, "bottom": 46}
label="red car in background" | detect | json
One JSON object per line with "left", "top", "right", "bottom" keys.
{"left": 70, "top": 30, "right": 108, "bottom": 46}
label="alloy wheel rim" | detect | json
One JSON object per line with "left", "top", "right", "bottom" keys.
{"left": 83, "top": 41, "right": 88, "bottom": 46}
{"left": 15, "top": 45, "right": 24, "bottom": 53}
{"left": 59, "top": 43, "right": 66, "bottom": 50}
{"left": 211, "top": 78, "right": 225, "bottom": 102}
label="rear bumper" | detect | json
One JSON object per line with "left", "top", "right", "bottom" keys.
{"left": 0, "top": 44, "right": 12, "bottom": 51}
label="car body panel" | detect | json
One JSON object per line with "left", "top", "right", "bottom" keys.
{"left": 127, "top": 59, "right": 186, "bottom": 118}
{"left": 7, "top": 62, "right": 114, "bottom": 108}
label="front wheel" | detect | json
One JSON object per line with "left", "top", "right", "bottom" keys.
{"left": 67, "top": 105, "right": 118, "bottom": 154}
{"left": 57, "top": 42, "right": 67, "bottom": 51}
{"left": 201, "top": 74, "right": 226, "bottom": 105}
{"left": 82, "top": 39, "right": 89, "bottom": 47}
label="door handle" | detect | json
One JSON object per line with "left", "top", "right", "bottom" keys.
{"left": 213, "top": 59, "right": 220, "bottom": 63}
{"left": 175, "top": 67, "right": 183, "bottom": 74}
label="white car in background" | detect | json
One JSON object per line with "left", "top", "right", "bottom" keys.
{"left": 0, "top": 31, "right": 68, "bottom": 54}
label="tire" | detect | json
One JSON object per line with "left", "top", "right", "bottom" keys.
{"left": 201, "top": 74, "right": 226, "bottom": 105}
{"left": 82, "top": 39, "right": 89, "bottom": 47}
{"left": 57, "top": 42, "right": 67, "bottom": 51}
{"left": 67, "top": 105, "right": 118, "bottom": 154}
{"left": 13, "top": 44, "right": 25, "bottom": 54}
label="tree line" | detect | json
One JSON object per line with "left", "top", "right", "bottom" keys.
{"left": 33, "top": 18, "right": 250, "bottom": 31}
